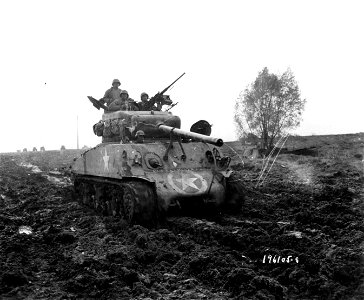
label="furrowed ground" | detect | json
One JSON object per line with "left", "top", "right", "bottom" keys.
{"left": 0, "top": 133, "right": 363, "bottom": 299}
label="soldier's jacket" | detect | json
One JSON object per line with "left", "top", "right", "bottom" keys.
{"left": 108, "top": 98, "right": 139, "bottom": 111}
{"left": 137, "top": 100, "right": 157, "bottom": 111}
{"left": 102, "top": 87, "right": 122, "bottom": 106}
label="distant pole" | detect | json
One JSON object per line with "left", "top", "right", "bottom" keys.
{"left": 77, "top": 115, "right": 79, "bottom": 150}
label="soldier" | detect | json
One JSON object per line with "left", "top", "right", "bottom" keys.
{"left": 135, "top": 130, "right": 145, "bottom": 143}
{"left": 101, "top": 79, "right": 122, "bottom": 107}
{"left": 141, "top": 92, "right": 149, "bottom": 102}
{"left": 137, "top": 92, "right": 157, "bottom": 111}
{"left": 108, "top": 90, "right": 139, "bottom": 111}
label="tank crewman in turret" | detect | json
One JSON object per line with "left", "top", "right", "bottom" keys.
{"left": 137, "top": 92, "right": 157, "bottom": 111}
{"left": 135, "top": 130, "right": 145, "bottom": 143}
{"left": 100, "top": 79, "right": 122, "bottom": 107}
{"left": 108, "top": 90, "right": 139, "bottom": 111}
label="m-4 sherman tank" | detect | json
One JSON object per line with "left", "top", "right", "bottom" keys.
{"left": 72, "top": 75, "right": 243, "bottom": 224}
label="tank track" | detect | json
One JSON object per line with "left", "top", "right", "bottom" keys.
{"left": 73, "top": 176, "right": 159, "bottom": 225}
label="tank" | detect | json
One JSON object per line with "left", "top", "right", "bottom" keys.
{"left": 72, "top": 78, "right": 242, "bottom": 224}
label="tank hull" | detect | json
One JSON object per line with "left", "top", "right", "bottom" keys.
{"left": 71, "top": 142, "right": 228, "bottom": 213}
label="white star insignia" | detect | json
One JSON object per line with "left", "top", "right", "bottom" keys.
{"left": 175, "top": 175, "right": 199, "bottom": 191}
{"left": 167, "top": 171, "right": 207, "bottom": 194}
{"left": 102, "top": 149, "right": 109, "bottom": 171}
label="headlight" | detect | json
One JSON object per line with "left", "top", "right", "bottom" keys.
{"left": 144, "top": 153, "right": 163, "bottom": 169}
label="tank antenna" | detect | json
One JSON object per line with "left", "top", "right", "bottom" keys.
{"left": 77, "top": 115, "right": 79, "bottom": 150}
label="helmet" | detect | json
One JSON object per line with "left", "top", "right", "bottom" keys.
{"left": 135, "top": 130, "right": 145, "bottom": 136}
{"left": 120, "top": 90, "right": 129, "bottom": 95}
{"left": 112, "top": 79, "right": 121, "bottom": 85}
{"left": 140, "top": 92, "right": 149, "bottom": 98}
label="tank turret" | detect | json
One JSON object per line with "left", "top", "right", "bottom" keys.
{"left": 92, "top": 109, "right": 223, "bottom": 147}
{"left": 93, "top": 110, "right": 181, "bottom": 143}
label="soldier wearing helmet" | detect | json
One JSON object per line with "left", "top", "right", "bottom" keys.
{"left": 141, "top": 92, "right": 149, "bottom": 101}
{"left": 101, "top": 79, "right": 122, "bottom": 108}
{"left": 135, "top": 130, "right": 145, "bottom": 143}
{"left": 108, "top": 90, "right": 139, "bottom": 111}
{"left": 137, "top": 92, "right": 157, "bottom": 111}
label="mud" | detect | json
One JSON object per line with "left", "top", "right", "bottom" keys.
{"left": 0, "top": 143, "right": 363, "bottom": 299}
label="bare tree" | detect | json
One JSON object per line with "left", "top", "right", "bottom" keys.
{"left": 234, "top": 67, "right": 306, "bottom": 150}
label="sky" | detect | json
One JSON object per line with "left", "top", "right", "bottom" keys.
{"left": 0, "top": 0, "right": 363, "bottom": 152}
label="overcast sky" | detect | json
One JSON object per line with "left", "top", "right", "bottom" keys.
{"left": 0, "top": 0, "right": 363, "bottom": 152}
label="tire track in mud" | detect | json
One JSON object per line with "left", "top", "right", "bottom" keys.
{"left": 0, "top": 155, "right": 76, "bottom": 298}
{"left": 18, "top": 161, "right": 72, "bottom": 187}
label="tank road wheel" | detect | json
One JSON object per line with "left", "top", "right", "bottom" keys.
{"left": 79, "top": 182, "right": 94, "bottom": 207}
{"left": 122, "top": 185, "right": 136, "bottom": 223}
{"left": 107, "top": 187, "right": 122, "bottom": 217}
{"left": 94, "top": 184, "right": 107, "bottom": 215}
{"left": 122, "top": 182, "right": 158, "bottom": 225}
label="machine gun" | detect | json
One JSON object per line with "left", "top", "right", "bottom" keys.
{"left": 148, "top": 73, "right": 185, "bottom": 110}
{"left": 88, "top": 73, "right": 185, "bottom": 111}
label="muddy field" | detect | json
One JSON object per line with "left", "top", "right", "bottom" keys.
{"left": 0, "top": 135, "right": 363, "bottom": 299}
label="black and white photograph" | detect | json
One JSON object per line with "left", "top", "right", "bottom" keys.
{"left": 0, "top": 0, "right": 363, "bottom": 299}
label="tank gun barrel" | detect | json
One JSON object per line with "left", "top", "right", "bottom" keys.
{"left": 157, "top": 124, "right": 223, "bottom": 147}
